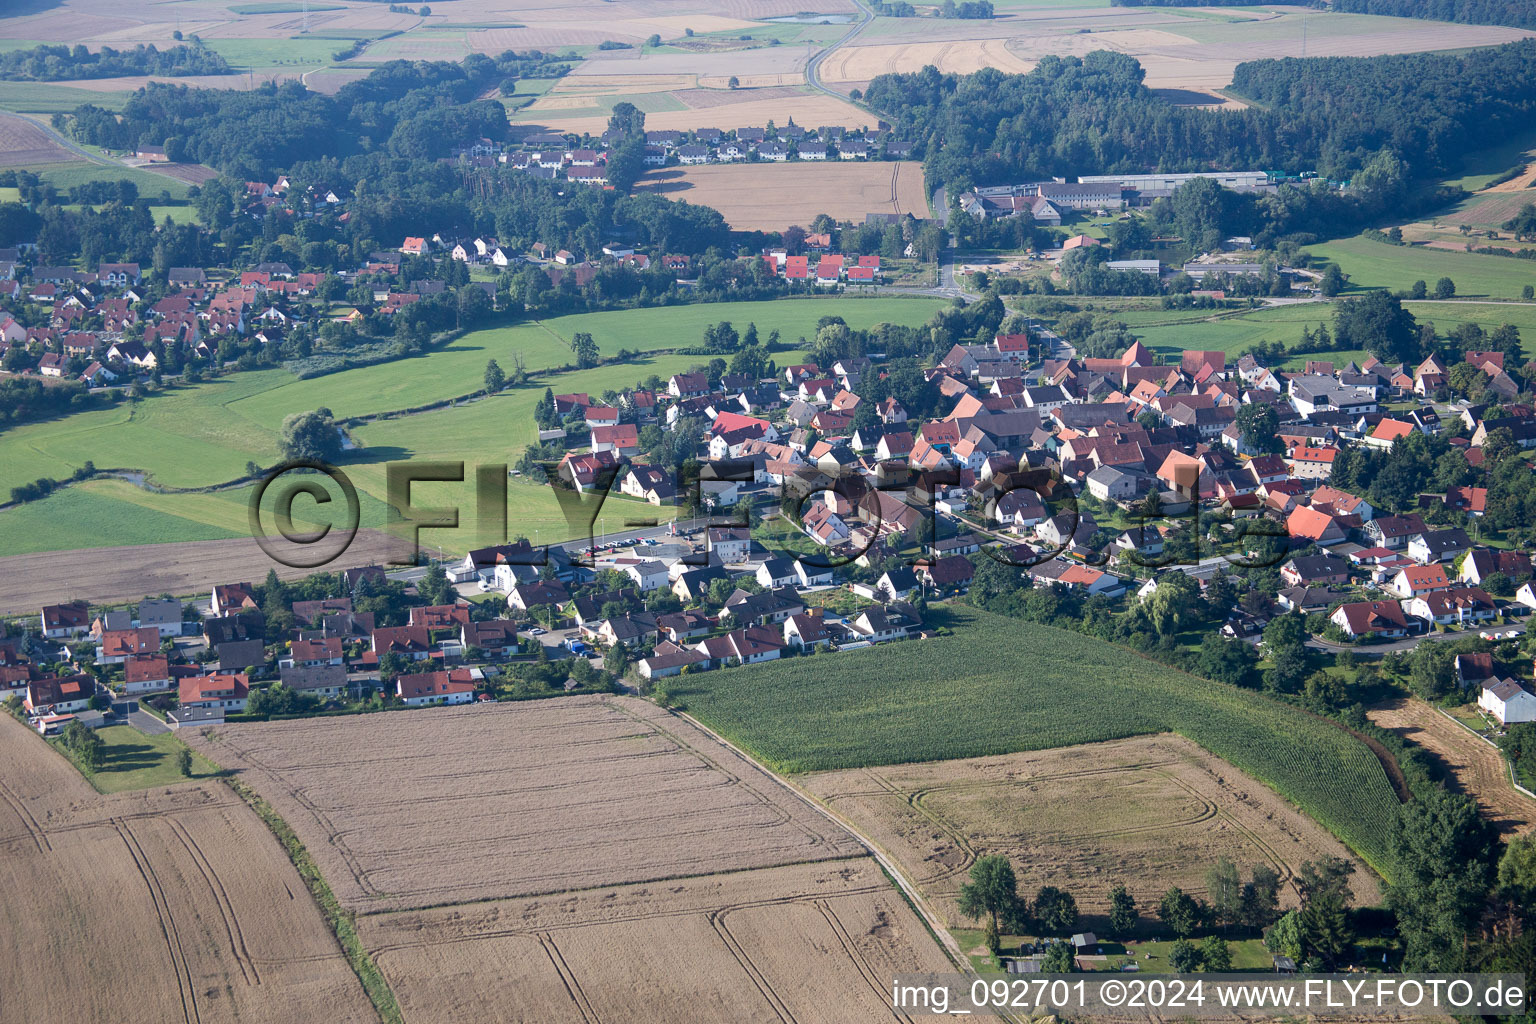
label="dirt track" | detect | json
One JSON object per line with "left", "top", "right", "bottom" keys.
{"left": 0, "top": 529, "right": 411, "bottom": 616}
{"left": 1368, "top": 698, "right": 1534, "bottom": 835}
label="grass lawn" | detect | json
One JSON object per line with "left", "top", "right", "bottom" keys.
{"left": 676, "top": 605, "right": 1402, "bottom": 876}
{"left": 1306, "top": 235, "right": 1536, "bottom": 300}
{"left": 69, "top": 725, "right": 222, "bottom": 794}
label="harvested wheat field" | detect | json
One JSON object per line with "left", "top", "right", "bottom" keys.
{"left": 636, "top": 161, "right": 926, "bottom": 232}
{"left": 188, "top": 696, "right": 867, "bottom": 913}
{"left": 1368, "top": 698, "right": 1534, "bottom": 835}
{"left": 0, "top": 529, "right": 412, "bottom": 617}
{"left": 0, "top": 112, "right": 77, "bottom": 168}
{"left": 0, "top": 714, "right": 376, "bottom": 1024}
{"left": 362, "top": 857, "right": 951, "bottom": 1024}
{"left": 804, "top": 733, "right": 1381, "bottom": 929}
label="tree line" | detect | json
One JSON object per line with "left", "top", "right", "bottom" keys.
{"left": 862, "top": 43, "right": 1536, "bottom": 203}
{"left": 0, "top": 42, "right": 231, "bottom": 82}
{"left": 1330, "top": 0, "right": 1536, "bottom": 30}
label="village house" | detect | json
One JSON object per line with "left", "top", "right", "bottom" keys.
{"left": 1330, "top": 600, "right": 1411, "bottom": 640}
{"left": 25, "top": 675, "right": 95, "bottom": 714}
{"left": 1480, "top": 680, "right": 1536, "bottom": 724}
{"left": 396, "top": 668, "right": 476, "bottom": 706}
{"left": 180, "top": 672, "right": 250, "bottom": 712}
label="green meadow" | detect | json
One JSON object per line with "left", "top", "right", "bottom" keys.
{"left": 0, "top": 298, "right": 945, "bottom": 555}
{"left": 1306, "top": 235, "right": 1536, "bottom": 300}
{"left": 0, "top": 82, "right": 131, "bottom": 114}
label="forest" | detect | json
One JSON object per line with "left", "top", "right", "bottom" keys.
{"left": 863, "top": 43, "right": 1536, "bottom": 191}
{"left": 1329, "top": 0, "right": 1536, "bottom": 30}
{"left": 0, "top": 42, "right": 231, "bottom": 81}
{"left": 64, "top": 50, "right": 570, "bottom": 178}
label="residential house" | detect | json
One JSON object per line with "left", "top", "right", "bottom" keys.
{"left": 280, "top": 664, "right": 348, "bottom": 700}
{"left": 40, "top": 601, "right": 90, "bottom": 638}
{"left": 396, "top": 668, "right": 475, "bottom": 706}
{"left": 1330, "top": 600, "right": 1411, "bottom": 639}
{"left": 179, "top": 672, "right": 250, "bottom": 712}
{"left": 1407, "top": 528, "right": 1471, "bottom": 565}
{"left": 1388, "top": 564, "right": 1451, "bottom": 600}
{"left": 25, "top": 675, "right": 95, "bottom": 714}
{"left": 123, "top": 655, "right": 173, "bottom": 694}
{"left": 1479, "top": 680, "right": 1536, "bottom": 724}
{"left": 1405, "top": 587, "right": 1497, "bottom": 626}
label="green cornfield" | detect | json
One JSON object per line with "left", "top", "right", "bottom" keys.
{"left": 677, "top": 606, "right": 1401, "bottom": 879}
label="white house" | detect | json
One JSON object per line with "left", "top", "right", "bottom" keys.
{"left": 706, "top": 527, "right": 751, "bottom": 564}
{"left": 396, "top": 669, "right": 475, "bottom": 706}
{"left": 1479, "top": 679, "right": 1536, "bottom": 725}
{"left": 795, "top": 560, "right": 835, "bottom": 588}
{"left": 620, "top": 559, "right": 670, "bottom": 592}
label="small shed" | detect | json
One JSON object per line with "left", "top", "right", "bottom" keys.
{"left": 1273, "top": 956, "right": 1297, "bottom": 973}
{"left": 1071, "top": 932, "right": 1098, "bottom": 954}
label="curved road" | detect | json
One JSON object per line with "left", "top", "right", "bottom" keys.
{"left": 804, "top": 0, "right": 873, "bottom": 99}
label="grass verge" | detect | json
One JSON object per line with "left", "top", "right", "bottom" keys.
{"left": 227, "top": 777, "right": 405, "bottom": 1024}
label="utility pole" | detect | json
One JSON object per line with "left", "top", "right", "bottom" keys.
{"left": 302, "top": 0, "right": 311, "bottom": 34}
{"left": 1301, "top": 14, "right": 1307, "bottom": 58}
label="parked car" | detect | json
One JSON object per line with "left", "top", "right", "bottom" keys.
{"left": 530, "top": 627, "right": 546, "bottom": 636}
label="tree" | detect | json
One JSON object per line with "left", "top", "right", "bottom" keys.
{"left": 1108, "top": 884, "right": 1137, "bottom": 937}
{"left": 957, "top": 854, "right": 1020, "bottom": 933}
{"left": 606, "top": 101, "right": 645, "bottom": 138}
{"left": 1299, "top": 890, "right": 1353, "bottom": 967}
{"left": 1034, "top": 886, "right": 1078, "bottom": 935}
{"left": 176, "top": 746, "right": 193, "bottom": 777}
{"left": 646, "top": 33, "right": 661, "bottom": 47}
{"left": 1433, "top": 276, "right": 1456, "bottom": 299}
{"left": 1206, "top": 857, "right": 1242, "bottom": 930}
{"left": 280, "top": 407, "right": 342, "bottom": 463}
{"left": 1236, "top": 402, "right": 1282, "bottom": 454}
{"left": 1240, "top": 865, "right": 1282, "bottom": 930}
{"left": 1387, "top": 787, "right": 1495, "bottom": 968}
{"left": 727, "top": 76, "right": 740, "bottom": 89}
{"left": 1158, "top": 887, "right": 1199, "bottom": 937}
{"left": 484, "top": 358, "right": 506, "bottom": 394}
{"left": 1168, "top": 938, "right": 1202, "bottom": 972}
{"left": 1496, "top": 833, "right": 1536, "bottom": 906}
{"left": 1335, "top": 289, "right": 1420, "bottom": 364}
{"left": 1199, "top": 935, "right": 1231, "bottom": 972}
{"left": 570, "top": 331, "right": 600, "bottom": 369}
{"left": 1319, "top": 264, "right": 1345, "bottom": 297}
{"left": 1040, "top": 940, "right": 1076, "bottom": 972}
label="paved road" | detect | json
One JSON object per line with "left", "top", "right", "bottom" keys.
{"left": 803, "top": 0, "right": 872, "bottom": 100}
{"left": 12, "top": 112, "right": 125, "bottom": 169}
